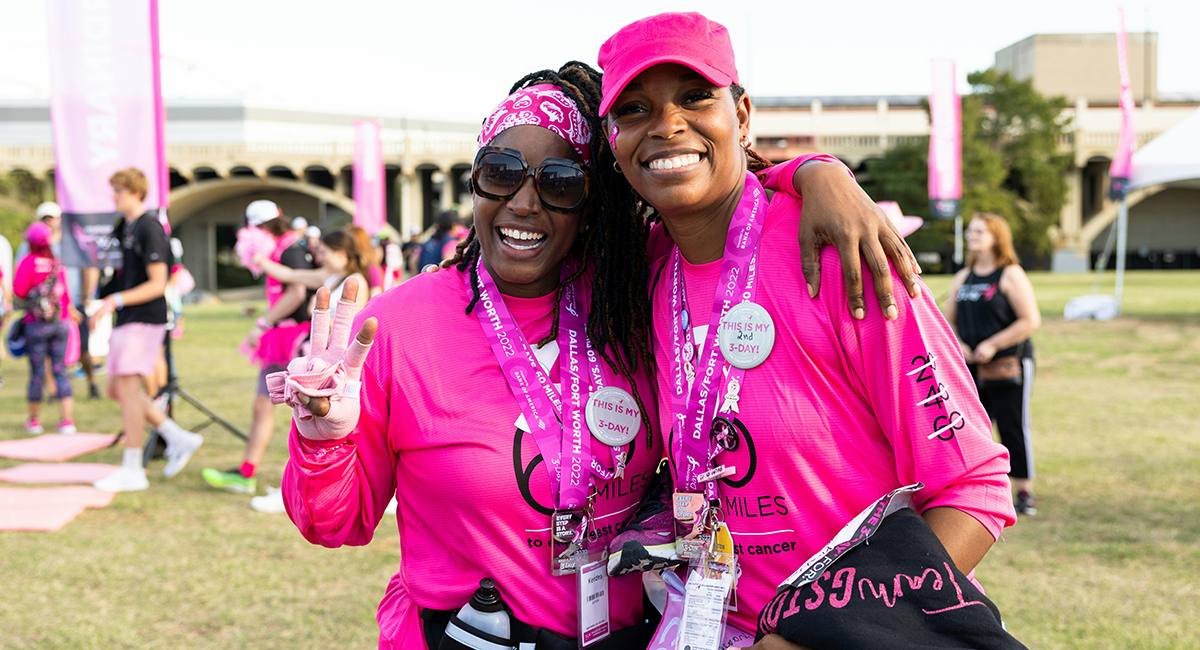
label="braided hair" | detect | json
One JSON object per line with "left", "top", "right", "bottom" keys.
{"left": 446, "top": 61, "right": 657, "bottom": 442}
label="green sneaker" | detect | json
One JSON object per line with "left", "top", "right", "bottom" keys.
{"left": 202, "top": 467, "right": 257, "bottom": 494}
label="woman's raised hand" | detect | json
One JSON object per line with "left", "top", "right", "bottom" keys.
{"left": 265, "top": 277, "right": 377, "bottom": 440}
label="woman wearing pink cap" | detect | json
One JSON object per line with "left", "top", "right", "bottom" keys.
{"left": 598, "top": 12, "right": 1018, "bottom": 649}
{"left": 13, "top": 220, "right": 80, "bottom": 435}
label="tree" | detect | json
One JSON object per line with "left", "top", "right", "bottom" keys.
{"left": 863, "top": 69, "right": 1072, "bottom": 269}
{"left": 0, "top": 171, "right": 45, "bottom": 249}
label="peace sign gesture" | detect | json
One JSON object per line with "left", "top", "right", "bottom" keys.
{"left": 265, "top": 277, "right": 378, "bottom": 441}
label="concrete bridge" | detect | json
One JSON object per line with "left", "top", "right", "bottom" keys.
{"left": 0, "top": 102, "right": 479, "bottom": 292}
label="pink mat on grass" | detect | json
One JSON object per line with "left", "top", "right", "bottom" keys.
{"left": 0, "top": 463, "right": 119, "bottom": 484}
{"left": 0, "top": 486, "right": 116, "bottom": 532}
{"left": 0, "top": 433, "right": 116, "bottom": 461}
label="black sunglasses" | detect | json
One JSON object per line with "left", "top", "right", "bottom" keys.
{"left": 471, "top": 146, "right": 590, "bottom": 214}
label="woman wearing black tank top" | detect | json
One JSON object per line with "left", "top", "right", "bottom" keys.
{"left": 944, "top": 213, "right": 1042, "bottom": 516}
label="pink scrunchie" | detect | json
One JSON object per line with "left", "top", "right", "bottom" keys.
{"left": 479, "top": 84, "right": 592, "bottom": 166}
{"left": 265, "top": 356, "right": 348, "bottom": 420}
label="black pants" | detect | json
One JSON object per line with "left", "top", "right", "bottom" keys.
{"left": 976, "top": 357, "right": 1035, "bottom": 480}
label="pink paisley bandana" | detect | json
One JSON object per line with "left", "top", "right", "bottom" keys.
{"left": 479, "top": 84, "right": 592, "bottom": 166}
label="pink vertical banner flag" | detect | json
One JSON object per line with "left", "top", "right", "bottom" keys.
{"left": 46, "top": 0, "right": 167, "bottom": 214}
{"left": 353, "top": 120, "right": 386, "bottom": 236}
{"left": 1109, "top": 8, "right": 1138, "bottom": 199}
{"left": 47, "top": 0, "right": 169, "bottom": 266}
{"left": 928, "top": 59, "right": 962, "bottom": 220}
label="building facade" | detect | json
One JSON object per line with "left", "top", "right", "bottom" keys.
{"left": 748, "top": 33, "right": 1199, "bottom": 271}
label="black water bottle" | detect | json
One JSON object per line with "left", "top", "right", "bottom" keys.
{"left": 439, "top": 578, "right": 514, "bottom": 650}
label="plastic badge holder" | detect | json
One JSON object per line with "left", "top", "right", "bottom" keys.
{"left": 576, "top": 550, "right": 611, "bottom": 648}
{"left": 646, "top": 570, "right": 754, "bottom": 650}
{"left": 676, "top": 525, "right": 738, "bottom": 650}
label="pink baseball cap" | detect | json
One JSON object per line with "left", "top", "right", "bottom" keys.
{"left": 877, "top": 201, "right": 924, "bottom": 238}
{"left": 25, "top": 221, "right": 52, "bottom": 248}
{"left": 597, "top": 12, "right": 739, "bottom": 117}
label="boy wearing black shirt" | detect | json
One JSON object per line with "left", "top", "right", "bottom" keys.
{"left": 91, "top": 168, "right": 203, "bottom": 492}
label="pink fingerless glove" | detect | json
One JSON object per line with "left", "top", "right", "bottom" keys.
{"left": 266, "top": 304, "right": 373, "bottom": 441}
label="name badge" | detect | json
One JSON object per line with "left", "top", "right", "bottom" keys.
{"left": 585, "top": 386, "right": 642, "bottom": 447}
{"left": 577, "top": 556, "right": 611, "bottom": 646}
{"left": 719, "top": 301, "right": 775, "bottom": 369}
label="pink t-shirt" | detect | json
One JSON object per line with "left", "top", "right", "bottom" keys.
{"left": 282, "top": 264, "right": 663, "bottom": 649}
{"left": 649, "top": 191, "right": 1016, "bottom": 633}
{"left": 13, "top": 253, "right": 71, "bottom": 323}
{"left": 265, "top": 230, "right": 302, "bottom": 310}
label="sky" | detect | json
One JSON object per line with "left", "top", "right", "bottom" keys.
{"left": 1, "top": 0, "right": 1198, "bottom": 124}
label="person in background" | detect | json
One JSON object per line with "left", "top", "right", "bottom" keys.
{"left": 251, "top": 228, "right": 370, "bottom": 327}
{"left": 15, "top": 202, "right": 101, "bottom": 400}
{"left": 305, "top": 225, "right": 322, "bottom": 266}
{"left": 291, "top": 216, "right": 308, "bottom": 239}
{"left": 945, "top": 213, "right": 1042, "bottom": 516}
{"left": 400, "top": 225, "right": 421, "bottom": 278}
{"left": 223, "top": 228, "right": 369, "bottom": 512}
{"left": 345, "top": 225, "right": 384, "bottom": 299}
{"left": 13, "top": 221, "right": 79, "bottom": 435}
{"left": 88, "top": 168, "right": 203, "bottom": 492}
{"left": 382, "top": 238, "right": 404, "bottom": 290}
{"left": 201, "top": 199, "right": 314, "bottom": 502}
{"left": 418, "top": 210, "right": 460, "bottom": 271}
{"left": 0, "top": 259, "right": 10, "bottom": 387}
{"left": 149, "top": 238, "right": 195, "bottom": 413}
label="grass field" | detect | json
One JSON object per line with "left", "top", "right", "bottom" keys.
{"left": 1, "top": 270, "right": 1198, "bottom": 649}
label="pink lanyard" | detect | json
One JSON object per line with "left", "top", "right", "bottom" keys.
{"left": 469, "top": 259, "right": 617, "bottom": 510}
{"left": 668, "top": 172, "right": 767, "bottom": 501}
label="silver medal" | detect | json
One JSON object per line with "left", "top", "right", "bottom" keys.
{"left": 586, "top": 386, "right": 642, "bottom": 447}
{"left": 719, "top": 301, "right": 775, "bottom": 369}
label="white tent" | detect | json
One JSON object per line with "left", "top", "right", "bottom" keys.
{"left": 1066, "top": 105, "right": 1200, "bottom": 321}
{"left": 1130, "top": 106, "right": 1200, "bottom": 190}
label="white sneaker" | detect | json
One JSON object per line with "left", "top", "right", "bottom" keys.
{"left": 93, "top": 466, "right": 149, "bottom": 492}
{"left": 250, "top": 486, "right": 286, "bottom": 513}
{"left": 162, "top": 431, "right": 203, "bottom": 478}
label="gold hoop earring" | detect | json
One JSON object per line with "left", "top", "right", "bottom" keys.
{"left": 740, "top": 135, "right": 751, "bottom": 149}
{"left": 613, "top": 161, "right": 622, "bottom": 173}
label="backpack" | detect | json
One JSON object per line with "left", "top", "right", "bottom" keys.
{"left": 27, "top": 260, "right": 63, "bottom": 322}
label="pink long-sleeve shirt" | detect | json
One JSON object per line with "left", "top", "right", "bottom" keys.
{"left": 282, "top": 265, "right": 663, "bottom": 649}
{"left": 649, "top": 189, "right": 1016, "bottom": 633}
{"left": 13, "top": 253, "right": 70, "bottom": 323}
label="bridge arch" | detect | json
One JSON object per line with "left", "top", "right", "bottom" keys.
{"left": 168, "top": 176, "right": 358, "bottom": 293}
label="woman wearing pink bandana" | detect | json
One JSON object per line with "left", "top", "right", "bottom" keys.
{"left": 273, "top": 65, "right": 668, "bottom": 649}
{"left": 598, "top": 12, "right": 1017, "bottom": 650}
{"left": 270, "top": 62, "right": 927, "bottom": 649}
